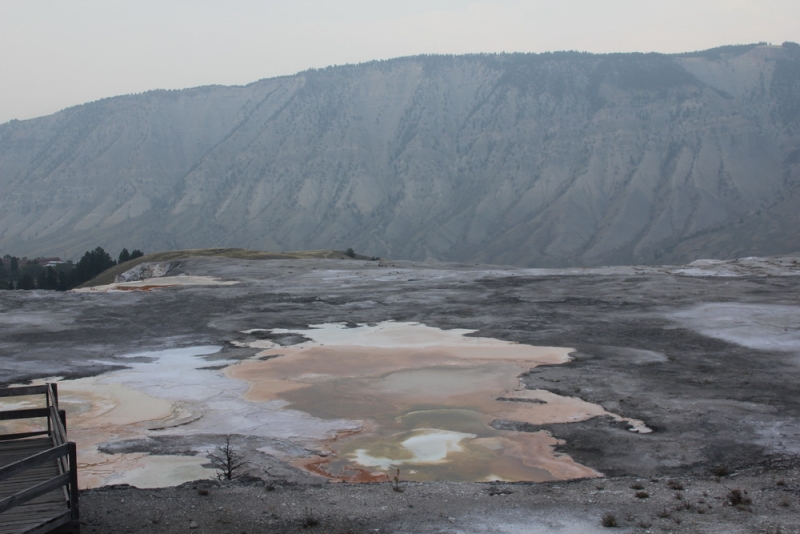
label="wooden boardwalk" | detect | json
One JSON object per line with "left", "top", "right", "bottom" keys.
{"left": 0, "top": 385, "right": 79, "bottom": 534}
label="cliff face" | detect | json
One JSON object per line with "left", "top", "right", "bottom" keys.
{"left": 1, "top": 43, "right": 799, "bottom": 266}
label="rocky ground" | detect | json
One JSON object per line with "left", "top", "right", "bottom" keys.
{"left": 81, "top": 466, "right": 800, "bottom": 533}
{"left": 2, "top": 252, "right": 800, "bottom": 532}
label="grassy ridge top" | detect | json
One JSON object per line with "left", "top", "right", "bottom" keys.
{"left": 81, "top": 248, "right": 373, "bottom": 287}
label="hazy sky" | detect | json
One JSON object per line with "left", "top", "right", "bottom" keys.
{"left": 1, "top": 0, "right": 798, "bottom": 124}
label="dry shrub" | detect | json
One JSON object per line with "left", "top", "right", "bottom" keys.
{"left": 674, "top": 501, "right": 692, "bottom": 512}
{"left": 666, "top": 479, "right": 684, "bottom": 490}
{"left": 302, "top": 507, "right": 319, "bottom": 529}
{"left": 713, "top": 465, "right": 730, "bottom": 477}
{"left": 726, "top": 488, "right": 752, "bottom": 509}
{"left": 601, "top": 513, "right": 618, "bottom": 527}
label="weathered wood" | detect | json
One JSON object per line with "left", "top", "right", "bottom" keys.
{"left": 0, "top": 443, "right": 69, "bottom": 484}
{"left": 67, "top": 443, "right": 78, "bottom": 521}
{"left": 22, "top": 512, "right": 76, "bottom": 534}
{"left": 0, "top": 473, "right": 70, "bottom": 514}
{"left": 0, "top": 408, "right": 50, "bottom": 421}
{"left": 0, "top": 431, "right": 49, "bottom": 442}
{"left": 0, "top": 384, "right": 79, "bottom": 533}
{"left": 0, "top": 386, "right": 48, "bottom": 398}
{"left": 0, "top": 438, "right": 51, "bottom": 455}
{"left": 0, "top": 503, "right": 66, "bottom": 525}
{"left": 49, "top": 407, "right": 67, "bottom": 446}
{"left": 0, "top": 510, "right": 73, "bottom": 534}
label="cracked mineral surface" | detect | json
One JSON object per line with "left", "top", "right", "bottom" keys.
{"left": 1, "top": 253, "right": 799, "bottom": 494}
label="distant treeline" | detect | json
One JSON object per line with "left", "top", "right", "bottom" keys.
{"left": 0, "top": 247, "right": 143, "bottom": 291}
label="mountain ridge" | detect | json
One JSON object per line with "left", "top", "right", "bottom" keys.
{"left": 1, "top": 43, "right": 799, "bottom": 266}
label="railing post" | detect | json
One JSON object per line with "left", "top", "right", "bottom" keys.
{"left": 59, "top": 409, "right": 67, "bottom": 432}
{"left": 68, "top": 441, "right": 79, "bottom": 521}
{"left": 46, "top": 384, "right": 53, "bottom": 437}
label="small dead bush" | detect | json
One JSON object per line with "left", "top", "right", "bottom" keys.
{"left": 487, "top": 485, "right": 514, "bottom": 496}
{"left": 674, "top": 501, "right": 692, "bottom": 512}
{"left": 713, "top": 465, "right": 730, "bottom": 477}
{"left": 726, "top": 489, "right": 752, "bottom": 509}
{"left": 601, "top": 513, "right": 618, "bottom": 527}
{"left": 302, "top": 507, "right": 320, "bottom": 529}
{"left": 392, "top": 468, "right": 405, "bottom": 493}
{"left": 630, "top": 482, "right": 645, "bottom": 490}
{"left": 657, "top": 508, "right": 671, "bottom": 519}
{"left": 667, "top": 479, "right": 684, "bottom": 490}
{"left": 635, "top": 491, "right": 650, "bottom": 499}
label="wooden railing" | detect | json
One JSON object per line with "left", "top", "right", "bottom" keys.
{"left": 0, "top": 384, "right": 79, "bottom": 533}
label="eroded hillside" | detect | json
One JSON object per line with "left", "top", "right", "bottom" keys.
{"left": 1, "top": 43, "right": 798, "bottom": 266}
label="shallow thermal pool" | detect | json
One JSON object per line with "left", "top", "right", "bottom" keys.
{"left": 3, "top": 322, "right": 649, "bottom": 487}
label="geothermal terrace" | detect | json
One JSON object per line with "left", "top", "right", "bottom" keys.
{"left": 1, "top": 252, "right": 799, "bottom": 532}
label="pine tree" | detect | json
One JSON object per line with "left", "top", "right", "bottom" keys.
{"left": 18, "top": 274, "right": 35, "bottom": 290}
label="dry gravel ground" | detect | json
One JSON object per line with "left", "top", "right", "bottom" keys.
{"left": 81, "top": 466, "right": 800, "bottom": 533}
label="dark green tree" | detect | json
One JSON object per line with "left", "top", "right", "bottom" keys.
{"left": 118, "top": 248, "right": 131, "bottom": 263}
{"left": 18, "top": 274, "right": 35, "bottom": 290}
{"left": 345, "top": 248, "right": 356, "bottom": 258}
{"left": 130, "top": 249, "right": 144, "bottom": 260}
{"left": 10, "top": 257, "right": 19, "bottom": 277}
{"left": 36, "top": 270, "right": 47, "bottom": 290}
{"left": 73, "top": 247, "right": 116, "bottom": 286}
{"left": 57, "top": 270, "right": 72, "bottom": 291}
{"left": 21, "top": 260, "right": 43, "bottom": 280}
{"left": 37, "top": 267, "right": 60, "bottom": 290}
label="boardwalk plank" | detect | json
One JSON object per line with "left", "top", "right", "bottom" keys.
{"left": 0, "top": 386, "right": 78, "bottom": 533}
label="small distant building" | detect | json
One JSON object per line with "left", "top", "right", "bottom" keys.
{"left": 36, "top": 257, "right": 63, "bottom": 266}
